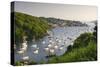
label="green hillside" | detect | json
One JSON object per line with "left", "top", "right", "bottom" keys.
{"left": 14, "top": 12, "right": 50, "bottom": 43}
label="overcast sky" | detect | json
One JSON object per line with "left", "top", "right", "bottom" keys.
{"left": 14, "top": 1, "right": 97, "bottom": 21}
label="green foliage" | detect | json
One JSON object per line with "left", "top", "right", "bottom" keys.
{"left": 14, "top": 12, "right": 50, "bottom": 43}
{"left": 73, "top": 33, "right": 93, "bottom": 48}
{"left": 15, "top": 61, "right": 37, "bottom": 66}
{"left": 15, "top": 61, "right": 24, "bottom": 66}
{"left": 28, "top": 61, "right": 37, "bottom": 65}
{"left": 48, "top": 33, "right": 97, "bottom": 63}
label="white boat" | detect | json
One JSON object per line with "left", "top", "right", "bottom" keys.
{"left": 33, "top": 50, "right": 39, "bottom": 54}
{"left": 50, "top": 49, "right": 55, "bottom": 54}
{"left": 31, "top": 44, "right": 37, "bottom": 48}
{"left": 58, "top": 39, "right": 61, "bottom": 43}
{"left": 44, "top": 47, "right": 49, "bottom": 51}
{"left": 22, "top": 42, "right": 27, "bottom": 46}
{"left": 59, "top": 47, "right": 64, "bottom": 50}
{"left": 22, "top": 56, "right": 29, "bottom": 60}
{"left": 22, "top": 44, "right": 27, "bottom": 48}
{"left": 49, "top": 40, "right": 53, "bottom": 43}
{"left": 54, "top": 45, "right": 58, "bottom": 49}
{"left": 21, "top": 47, "right": 27, "bottom": 51}
{"left": 55, "top": 38, "right": 59, "bottom": 42}
{"left": 48, "top": 44, "right": 52, "bottom": 48}
{"left": 42, "top": 41, "right": 46, "bottom": 44}
{"left": 21, "top": 42, "right": 27, "bottom": 51}
{"left": 17, "top": 50, "right": 24, "bottom": 54}
{"left": 70, "top": 42, "right": 73, "bottom": 46}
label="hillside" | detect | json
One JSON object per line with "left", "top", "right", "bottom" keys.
{"left": 14, "top": 12, "right": 50, "bottom": 43}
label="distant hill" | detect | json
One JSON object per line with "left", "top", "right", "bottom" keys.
{"left": 39, "top": 17, "right": 88, "bottom": 27}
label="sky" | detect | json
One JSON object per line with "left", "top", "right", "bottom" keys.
{"left": 14, "top": 1, "right": 97, "bottom": 21}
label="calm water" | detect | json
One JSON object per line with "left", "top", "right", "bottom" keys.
{"left": 15, "top": 23, "right": 95, "bottom": 63}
